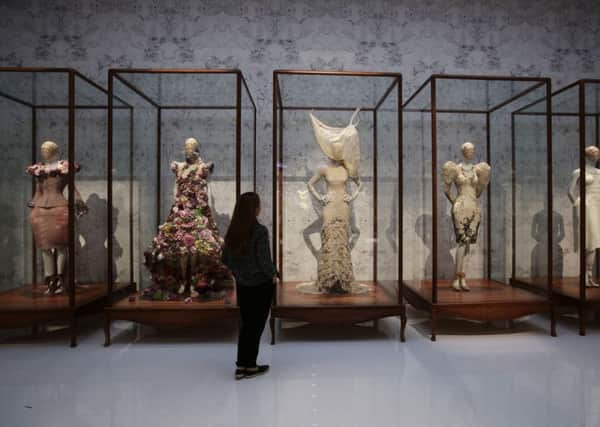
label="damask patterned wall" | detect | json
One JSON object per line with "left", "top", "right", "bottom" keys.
{"left": 0, "top": 0, "right": 598, "bottom": 283}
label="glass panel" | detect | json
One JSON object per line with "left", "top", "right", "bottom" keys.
{"left": 240, "top": 78, "right": 255, "bottom": 195}
{"left": 73, "top": 73, "right": 110, "bottom": 301}
{"left": 116, "top": 72, "right": 237, "bottom": 107}
{"left": 402, "top": 82, "right": 432, "bottom": 294}
{"left": 276, "top": 72, "right": 400, "bottom": 307}
{"left": 0, "top": 74, "right": 36, "bottom": 296}
{"left": 0, "top": 71, "right": 68, "bottom": 106}
{"left": 375, "top": 81, "right": 400, "bottom": 301}
{"left": 278, "top": 73, "right": 397, "bottom": 109}
{"left": 550, "top": 85, "right": 579, "bottom": 293}
{"left": 584, "top": 82, "right": 600, "bottom": 298}
{"left": 112, "top": 76, "right": 158, "bottom": 291}
{"left": 111, "top": 71, "right": 250, "bottom": 305}
{"left": 110, "top": 89, "right": 134, "bottom": 289}
{"left": 436, "top": 78, "right": 535, "bottom": 112}
{"left": 492, "top": 83, "right": 549, "bottom": 285}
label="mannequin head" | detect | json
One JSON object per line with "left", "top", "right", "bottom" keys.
{"left": 461, "top": 142, "right": 475, "bottom": 162}
{"left": 330, "top": 141, "right": 344, "bottom": 162}
{"left": 40, "top": 141, "right": 59, "bottom": 162}
{"left": 184, "top": 137, "right": 199, "bottom": 161}
{"left": 585, "top": 145, "right": 600, "bottom": 163}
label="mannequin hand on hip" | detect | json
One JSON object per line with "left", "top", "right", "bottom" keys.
{"left": 320, "top": 194, "right": 331, "bottom": 205}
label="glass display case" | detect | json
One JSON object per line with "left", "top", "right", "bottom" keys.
{"left": 516, "top": 79, "right": 600, "bottom": 335}
{"left": 0, "top": 67, "right": 130, "bottom": 347}
{"left": 271, "top": 70, "right": 406, "bottom": 343}
{"left": 402, "top": 74, "right": 555, "bottom": 341}
{"left": 104, "top": 69, "right": 256, "bottom": 346}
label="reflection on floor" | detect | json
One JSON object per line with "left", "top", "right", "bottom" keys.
{"left": 0, "top": 312, "right": 599, "bottom": 427}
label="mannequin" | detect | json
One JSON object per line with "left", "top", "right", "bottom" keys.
{"left": 26, "top": 141, "right": 87, "bottom": 295}
{"left": 304, "top": 110, "right": 366, "bottom": 294}
{"left": 442, "top": 142, "right": 491, "bottom": 292}
{"left": 567, "top": 145, "right": 600, "bottom": 288}
{"left": 144, "top": 138, "right": 231, "bottom": 300}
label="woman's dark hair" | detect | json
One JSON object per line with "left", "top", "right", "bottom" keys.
{"left": 225, "top": 192, "right": 260, "bottom": 254}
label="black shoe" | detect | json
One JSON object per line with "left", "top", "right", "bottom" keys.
{"left": 235, "top": 368, "right": 246, "bottom": 380}
{"left": 243, "top": 365, "right": 269, "bottom": 379}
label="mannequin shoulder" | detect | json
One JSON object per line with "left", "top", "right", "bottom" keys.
{"left": 57, "top": 160, "right": 79, "bottom": 174}
{"left": 170, "top": 161, "right": 182, "bottom": 172}
{"left": 571, "top": 168, "right": 593, "bottom": 184}
{"left": 315, "top": 164, "right": 329, "bottom": 175}
{"left": 441, "top": 161, "right": 459, "bottom": 183}
{"left": 25, "top": 162, "right": 43, "bottom": 176}
{"left": 475, "top": 162, "right": 491, "bottom": 174}
{"left": 475, "top": 162, "right": 491, "bottom": 182}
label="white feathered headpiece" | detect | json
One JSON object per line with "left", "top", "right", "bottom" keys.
{"left": 308, "top": 108, "right": 361, "bottom": 178}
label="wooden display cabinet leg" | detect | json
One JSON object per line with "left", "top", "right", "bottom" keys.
{"left": 400, "top": 310, "right": 407, "bottom": 343}
{"left": 70, "top": 316, "right": 78, "bottom": 348}
{"left": 104, "top": 316, "right": 111, "bottom": 347}
{"left": 269, "top": 315, "right": 276, "bottom": 345}
{"left": 578, "top": 304, "right": 586, "bottom": 336}
{"left": 550, "top": 307, "right": 557, "bottom": 337}
{"left": 430, "top": 311, "right": 437, "bottom": 342}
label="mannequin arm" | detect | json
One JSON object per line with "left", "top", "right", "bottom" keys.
{"left": 442, "top": 181, "right": 455, "bottom": 204}
{"left": 557, "top": 214, "right": 565, "bottom": 243}
{"left": 307, "top": 167, "right": 327, "bottom": 203}
{"left": 27, "top": 180, "right": 41, "bottom": 208}
{"left": 345, "top": 176, "right": 363, "bottom": 202}
{"left": 567, "top": 170, "right": 580, "bottom": 205}
{"left": 73, "top": 186, "right": 88, "bottom": 217}
{"left": 441, "top": 161, "right": 458, "bottom": 204}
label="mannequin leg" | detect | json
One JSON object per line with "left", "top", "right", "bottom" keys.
{"left": 452, "top": 245, "right": 467, "bottom": 291}
{"left": 54, "top": 247, "right": 67, "bottom": 294}
{"left": 41, "top": 249, "right": 56, "bottom": 294}
{"left": 460, "top": 244, "right": 471, "bottom": 291}
{"left": 178, "top": 254, "right": 189, "bottom": 295}
{"left": 41, "top": 249, "right": 56, "bottom": 278}
{"left": 56, "top": 248, "right": 66, "bottom": 275}
{"left": 189, "top": 252, "right": 199, "bottom": 298}
{"left": 585, "top": 250, "right": 599, "bottom": 287}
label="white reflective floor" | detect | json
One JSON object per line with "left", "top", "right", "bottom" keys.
{"left": 1, "top": 312, "right": 600, "bottom": 427}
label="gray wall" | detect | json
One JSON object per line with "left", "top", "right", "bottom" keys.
{"left": 1, "top": 0, "right": 598, "bottom": 284}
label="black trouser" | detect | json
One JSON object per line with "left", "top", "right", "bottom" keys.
{"left": 236, "top": 282, "right": 273, "bottom": 367}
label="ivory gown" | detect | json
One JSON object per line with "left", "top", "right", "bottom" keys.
{"left": 316, "top": 164, "right": 355, "bottom": 293}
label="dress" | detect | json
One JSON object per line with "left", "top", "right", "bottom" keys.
{"left": 26, "top": 161, "right": 86, "bottom": 249}
{"left": 316, "top": 165, "right": 355, "bottom": 293}
{"left": 574, "top": 168, "right": 600, "bottom": 250}
{"left": 144, "top": 158, "right": 231, "bottom": 297}
{"left": 442, "top": 161, "right": 491, "bottom": 245}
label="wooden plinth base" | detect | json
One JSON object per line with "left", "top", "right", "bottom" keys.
{"left": 513, "top": 276, "right": 600, "bottom": 336}
{"left": 271, "top": 281, "right": 406, "bottom": 344}
{"left": 103, "top": 289, "right": 239, "bottom": 346}
{"left": 403, "top": 278, "right": 555, "bottom": 341}
{"left": 0, "top": 282, "right": 135, "bottom": 347}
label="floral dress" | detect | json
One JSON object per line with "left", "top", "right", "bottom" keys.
{"left": 144, "top": 158, "right": 231, "bottom": 299}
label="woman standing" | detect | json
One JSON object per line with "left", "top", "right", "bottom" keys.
{"left": 222, "top": 192, "right": 277, "bottom": 379}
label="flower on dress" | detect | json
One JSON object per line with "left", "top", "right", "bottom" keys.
{"left": 199, "top": 229, "right": 212, "bottom": 241}
{"left": 183, "top": 233, "right": 195, "bottom": 248}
